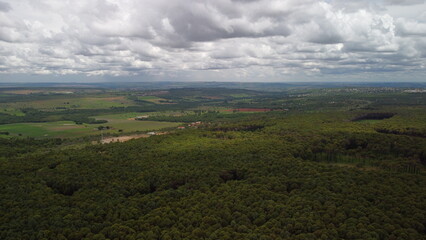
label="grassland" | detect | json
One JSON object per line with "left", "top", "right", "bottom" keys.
{"left": 2, "top": 89, "right": 46, "bottom": 94}
{"left": 0, "top": 118, "right": 181, "bottom": 138}
{"left": 0, "top": 108, "right": 25, "bottom": 116}
{"left": 0, "top": 121, "right": 90, "bottom": 138}
{"left": 0, "top": 96, "right": 137, "bottom": 111}
{"left": 93, "top": 111, "right": 190, "bottom": 119}
{"left": 94, "top": 114, "right": 181, "bottom": 132}
{"left": 229, "top": 93, "right": 251, "bottom": 98}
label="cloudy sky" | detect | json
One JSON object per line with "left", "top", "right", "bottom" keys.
{"left": 0, "top": 0, "right": 425, "bottom": 82}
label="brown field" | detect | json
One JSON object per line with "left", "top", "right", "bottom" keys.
{"left": 97, "top": 131, "right": 170, "bottom": 144}
{"left": 99, "top": 134, "right": 150, "bottom": 144}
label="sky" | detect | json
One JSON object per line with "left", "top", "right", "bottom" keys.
{"left": 0, "top": 0, "right": 425, "bottom": 82}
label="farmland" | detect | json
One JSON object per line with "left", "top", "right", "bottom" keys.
{"left": 0, "top": 96, "right": 137, "bottom": 111}
{"left": 1, "top": 85, "right": 426, "bottom": 139}
{"left": 0, "top": 120, "right": 180, "bottom": 139}
{"left": 136, "top": 96, "right": 175, "bottom": 104}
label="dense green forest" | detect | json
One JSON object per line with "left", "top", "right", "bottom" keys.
{"left": 0, "top": 86, "right": 425, "bottom": 239}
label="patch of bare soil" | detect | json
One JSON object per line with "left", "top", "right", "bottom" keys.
{"left": 99, "top": 134, "right": 150, "bottom": 144}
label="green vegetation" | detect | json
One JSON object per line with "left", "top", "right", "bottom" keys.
{"left": 0, "top": 120, "right": 180, "bottom": 139}
{"left": 0, "top": 108, "right": 25, "bottom": 116}
{"left": 0, "top": 96, "right": 136, "bottom": 111}
{"left": 0, "top": 85, "right": 425, "bottom": 239}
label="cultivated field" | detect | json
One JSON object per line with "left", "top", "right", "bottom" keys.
{"left": 0, "top": 119, "right": 180, "bottom": 138}
{"left": 0, "top": 96, "right": 137, "bottom": 111}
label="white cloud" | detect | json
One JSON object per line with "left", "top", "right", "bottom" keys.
{"left": 0, "top": 0, "right": 425, "bottom": 82}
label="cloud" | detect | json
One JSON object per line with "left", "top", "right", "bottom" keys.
{"left": 0, "top": 0, "right": 425, "bottom": 82}
{"left": 0, "top": 2, "right": 11, "bottom": 12}
{"left": 396, "top": 18, "right": 426, "bottom": 36}
{"left": 384, "top": 0, "right": 425, "bottom": 6}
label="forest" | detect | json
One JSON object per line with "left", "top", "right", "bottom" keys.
{"left": 0, "top": 84, "right": 425, "bottom": 239}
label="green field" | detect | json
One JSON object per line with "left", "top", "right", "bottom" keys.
{"left": 0, "top": 108, "right": 25, "bottom": 116}
{"left": 0, "top": 96, "right": 137, "bottom": 111}
{"left": 93, "top": 112, "right": 182, "bottom": 131}
{"left": 0, "top": 121, "right": 90, "bottom": 138}
{"left": 93, "top": 111, "right": 187, "bottom": 119}
{"left": 93, "top": 112, "right": 152, "bottom": 119}
{"left": 229, "top": 93, "right": 251, "bottom": 98}
{"left": 0, "top": 119, "right": 181, "bottom": 138}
